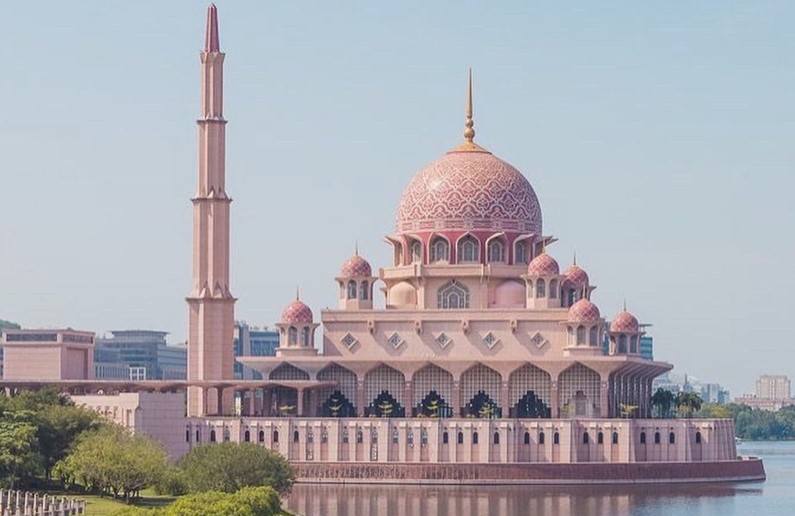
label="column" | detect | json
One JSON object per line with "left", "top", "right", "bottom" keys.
{"left": 550, "top": 379, "right": 559, "bottom": 418}
{"left": 216, "top": 388, "right": 224, "bottom": 416}
{"left": 248, "top": 389, "right": 257, "bottom": 416}
{"left": 600, "top": 375, "right": 609, "bottom": 418}
{"left": 356, "top": 379, "right": 366, "bottom": 417}
{"left": 500, "top": 381, "right": 510, "bottom": 418}
{"left": 296, "top": 388, "right": 305, "bottom": 417}
{"left": 263, "top": 388, "right": 273, "bottom": 417}
{"left": 403, "top": 381, "right": 413, "bottom": 417}
{"left": 452, "top": 381, "right": 461, "bottom": 417}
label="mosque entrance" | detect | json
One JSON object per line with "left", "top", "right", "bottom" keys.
{"left": 414, "top": 390, "right": 453, "bottom": 417}
{"left": 464, "top": 391, "right": 502, "bottom": 418}
{"left": 511, "top": 390, "right": 552, "bottom": 418}
{"left": 320, "top": 390, "right": 357, "bottom": 417}
{"left": 366, "top": 391, "right": 405, "bottom": 417}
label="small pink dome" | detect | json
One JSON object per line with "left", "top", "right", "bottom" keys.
{"left": 611, "top": 311, "right": 639, "bottom": 333}
{"left": 563, "top": 264, "right": 589, "bottom": 287}
{"left": 568, "top": 299, "right": 601, "bottom": 322}
{"left": 281, "top": 300, "right": 313, "bottom": 324}
{"left": 340, "top": 255, "right": 372, "bottom": 277}
{"left": 527, "top": 253, "right": 560, "bottom": 276}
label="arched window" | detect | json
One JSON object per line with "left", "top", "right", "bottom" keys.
{"left": 576, "top": 325, "right": 586, "bottom": 345}
{"left": 457, "top": 431, "right": 464, "bottom": 445}
{"left": 430, "top": 237, "right": 450, "bottom": 263}
{"left": 549, "top": 279, "right": 558, "bottom": 299}
{"left": 443, "top": 431, "right": 449, "bottom": 444}
{"left": 410, "top": 240, "right": 422, "bottom": 263}
{"left": 457, "top": 235, "right": 479, "bottom": 263}
{"left": 535, "top": 279, "right": 546, "bottom": 298}
{"left": 669, "top": 432, "right": 676, "bottom": 444}
{"left": 244, "top": 430, "right": 250, "bottom": 442}
{"left": 630, "top": 336, "right": 638, "bottom": 353}
{"left": 301, "top": 327, "right": 310, "bottom": 347}
{"left": 493, "top": 432, "right": 500, "bottom": 445}
{"left": 347, "top": 280, "right": 357, "bottom": 299}
{"left": 612, "top": 432, "right": 619, "bottom": 445}
{"left": 488, "top": 239, "right": 505, "bottom": 263}
{"left": 524, "top": 432, "right": 530, "bottom": 445}
{"left": 640, "top": 432, "right": 646, "bottom": 444}
{"left": 695, "top": 431, "right": 702, "bottom": 444}
{"left": 473, "top": 432, "right": 479, "bottom": 445}
{"left": 553, "top": 432, "right": 560, "bottom": 445}
{"left": 356, "top": 431, "right": 363, "bottom": 444}
{"left": 196, "top": 430, "right": 201, "bottom": 443}
{"left": 654, "top": 431, "right": 661, "bottom": 444}
{"left": 293, "top": 430, "right": 300, "bottom": 443}
{"left": 515, "top": 241, "right": 527, "bottom": 264}
{"left": 583, "top": 432, "right": 590, "bottom": 444}
{"left": 589, "top": 326, "right": 599, "bottom": 346}
{"left": 288, "top": 327, "right": 298, "bottom": 345}
{"left": 259, "top": 430, "right": 265, "bottom": 443}
{"left": 392, "top": 429, "right": 399, "bottom": 444}
{"left": 360, "top": 281, "right": 369, "bottom": 300}
{"left": 210, "top": 429, "right": 217, "bottom": 443}
{"left": 597, "top": 431, "right": 604, "bottom": 445}
{"left": 618, "top": 335, "right": 627, "bottom": 353}
{"left": 539, "top": 431, "right": 545, "bottom": 444}
{"left": 437, "top": 280, "right": 470, "bottom": 309}
{"left": 185, "top": 429, "right": 190, "bottom": 443}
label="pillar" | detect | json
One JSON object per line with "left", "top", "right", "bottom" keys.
{"left": 248, "top": 389, "right": 256, "bottom": 416}
{"left": 403, "top": 381, "right": 413, "bottom": 417}
{"left": 452, "top": 381, "right": 461, "bottom": 417}
{"left": 356, "top": 379, "right": 366, "bottom": 417}
{"left": 296, "top": 388, "right": 304, "bottom": 416}
{"left": 550, "top": 379, "right": 559, "bottom": 418}
{"left": 500, "top": 381, "right": 510, "bottom": 417}
{"left": 600, "top": 376, "right": 609, "bottom": 418}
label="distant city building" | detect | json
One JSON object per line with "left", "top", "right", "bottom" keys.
{"left": 95, "top": 330, "right": 186, "bottom": 380}
{"left": 1, "top": 329, "right": 95, "bottom": 380}
{"left": 652, "top": 373, "right": 730, "bottom": 404}
{"left": 736, "top": 375, "right": 795, "bottom": 411}
{"left": 233, "top": 322, "right": 278, "bottom": 380}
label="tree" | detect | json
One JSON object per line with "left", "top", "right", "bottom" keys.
{"left": 0, "top": 416, "right": 40, "bottom": 488}
{"left": 178, "top": 443, "right": 294, "bottom": 495}
{"left": 57, "top": 425, "right": 168, "bottom": 503}
{"left": 675, "top": 391, "right": 703, "bottom": 418}
{"left": 651, "top": 388, "right": 675, "bottom": 418}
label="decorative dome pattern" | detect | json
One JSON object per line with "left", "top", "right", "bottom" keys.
{"left": 396, "top": 151, "right": 542, "bottom": 234}
{"left": 611, "top": 311, "right": 639, "bottom": 333}
{"left": 563, "top": 264, "right": 589, "bottom": 287}
{"left": 527, "top": 253, "right": 560, "bottom": 276}
{"left": 340, "top": 255, "right": 372, "bottom": 277}
{"left": 281, "top": 300, "right": 313, "bottom": 324}
{"left": 568, "top": 299, "right": 601, "bottom": 322}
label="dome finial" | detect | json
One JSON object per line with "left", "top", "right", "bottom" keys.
{"left": 464, "top": 68, "right": 475, "bottom": 143}
{"left": 296, "top": 286, "right": 300, "bottom": 301}
{"left": 573, "top": 250, "right": 577, "bottom": 266}
{"left": 354, "top": 240, "right": 359, "bottom": 256}
{"left": 623, "top": 298, "right": 627, "bottom": 311}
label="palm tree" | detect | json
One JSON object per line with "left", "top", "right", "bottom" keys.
{"left": 651, "top": 388, "right": 675, "bottom": 418}
{"left": 675, "top": 391, "right": 703, "bottom": 418}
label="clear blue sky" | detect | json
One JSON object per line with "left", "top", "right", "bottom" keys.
{"left": 1, "top": 1, "right": 793, "bottom": 396}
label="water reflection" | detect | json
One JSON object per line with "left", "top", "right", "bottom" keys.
{"left": 286, "top": 482, "right": 763, "bottom": 516}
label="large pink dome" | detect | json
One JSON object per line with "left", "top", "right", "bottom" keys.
{"left": 563, "top": 264, "right": 589, "bottom": 287}
{"left": 396, "top": 149, "right": 542, "bottom": 235}
{"left": 527, "top": 253, "right": 560, "bottom": 276}
{"left": 611, "top": 311, "right": 639, "bottom": 333}
{"left": 568, "top": 299, "right": 601, "bottom": 322}
{"left": 281, "top": 300, "right": 313, "bottom": 324}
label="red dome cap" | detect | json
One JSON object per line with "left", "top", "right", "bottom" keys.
{"left": 340, "top": 255, "right": 372, "bottom": 278}
{"left": 281, "top": 300, "right": 313, "bottom": 324}
{"left": 611, "top": 311, "right": 639, "bottom": 333}
{"left": 568, "top": 299, "right": 601, "bottom": 322}
{"left": 563, "top": 264, "right": 589, "bottom": 287}
{"left": 527, "top": 253, "right": 560, "bottom": 276}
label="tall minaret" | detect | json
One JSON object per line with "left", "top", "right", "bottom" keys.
{"left": 187, "top": 4, "right": 235, "bottom": 417}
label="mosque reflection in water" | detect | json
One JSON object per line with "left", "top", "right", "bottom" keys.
{"left": 286, "top": 483, "right": 760, "bottom": 516}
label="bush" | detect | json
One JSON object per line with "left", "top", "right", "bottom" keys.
{"left": 154, "top": 467, "right": 188, "bottom": 496}
{"left": 163, "top": 488, "right": 281, "bottom": 516}
{"left": 178, "top": 443, "right": 294, "bottom": 495}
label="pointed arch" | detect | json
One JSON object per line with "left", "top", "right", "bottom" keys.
{"left": 364, "top": 364, "right": 405, "bottom": 417}
{"left": 437, "top": 280, "right": 470, "bottom": 309}
{"left": 461, "top": 364, "right": 502, "bottom": 418}
{"left": 456, "top": 233, "right": 480, "bottom": 263}
{"left": 509, "top": 364, "right": 552, "bottom": 418}
{"left": 429, "top": 234, "right": 450, "bottom": 263}
{"left": 486, "top": 234, "right": 506, "bottom": 263}
{"left": 559, "top": 363, "right": 600, "bottom": 417}
{"left": 347, "top": 280, "right": 357, "bottom": 299}
{"left": 270, "top": 363, "right": 310, "bottom": 381}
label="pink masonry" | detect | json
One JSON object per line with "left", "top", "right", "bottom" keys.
{"left": 186, "top": 3, "right": 236, "bottom": 417}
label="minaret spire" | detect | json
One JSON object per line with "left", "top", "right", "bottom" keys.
{"left": 205, "top": 4, "right": 220, "bottom": 52}
{"left": 450, "top": 68, "right": 489, "bottom": 153}
{"left": 188, "top": 5, "right": 235, "bottom": 417}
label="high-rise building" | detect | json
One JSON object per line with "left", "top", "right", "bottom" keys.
{"left": 95, "top": 330, "right": 187, "bottom": 380}
{"left": 233, "top": 322, "right": 278, "bottom": 380}
{"left": 756, "top": 375, "right": 791, "bottom": 400}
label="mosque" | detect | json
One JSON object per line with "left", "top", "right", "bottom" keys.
{"left": 1, "top": 5, "right": 765, "bottom": 483}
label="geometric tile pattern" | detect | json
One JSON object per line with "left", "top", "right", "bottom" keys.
{"left": 567, "top": 299, "right": 601, "bottom": 322}
{"left": 396, "top": 151, "right": 542, "bottom": 235}
{"left": 530, "top": 331, "right": 548, "bottom": 349}
{"left": 563, "top": 264, "right": 589, "bottom": 287}
{"left": 281, "top": 299, "right": 313, "bottom": 324}
{"left": 388, "top": 332, "right": 404, "bottom": 350}
{"left": 341, "top": 333, "right": 358, "bottom": 349}
{"left": 435, "top": 332, "right": 452, "bottom": 349}
{"left": 482, "top": 331, "right": 499, "bottom": 349}
{"left": 339, "top": 254, "right": 372, "bottom": 277}
{"left": 527, "top": 252, "right": 560, "bottom": 276}
{"left": 611, "top": 311, "right": 639, "bottom": 333}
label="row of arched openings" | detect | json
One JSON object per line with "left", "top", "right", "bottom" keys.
{"left": 406, "top": 236, "right": 529, "bottom": 265}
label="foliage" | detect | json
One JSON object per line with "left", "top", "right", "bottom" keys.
{"left": 0, "top": 416, "right": 40, "bottom": 487}
{"left": 178, "top": 443, "right": 294, "bottom": 495}
{"left": 153, "top": 467, "right": 189, "bottom": 496}
{"left": 0, "top": 319, "right": 21, "bottom": 330}
{"left": 650, "top": 388, "right": 676, "bottom": 418}
{"left": 56, "top": 425, "right": 168, "bottom": 503}
{"left": 159, "top": 487, "right": 281, "bottom": 516}
{"left": 699, "top": 403, "right": 795, "bottom": 440}
{"left": 675, "top": 391, "right": 703, "bottom": 418}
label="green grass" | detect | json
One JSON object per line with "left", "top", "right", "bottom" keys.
{"left": 48, "top": 489, "right": 175, "bottom": 516}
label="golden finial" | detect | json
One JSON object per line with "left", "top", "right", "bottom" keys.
{"left": 464, "top": 68, "right": 475, "bottom": 143}
{"left": 450, "top": 69, "right": 489, "bottom": 153}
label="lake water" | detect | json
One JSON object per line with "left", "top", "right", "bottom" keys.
{"left": 286, "top": 441, "right": 794, "bottom": 515}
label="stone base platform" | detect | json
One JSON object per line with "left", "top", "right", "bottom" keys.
{"left": 294, "top": 458, "right": 766, "bottom": 485}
